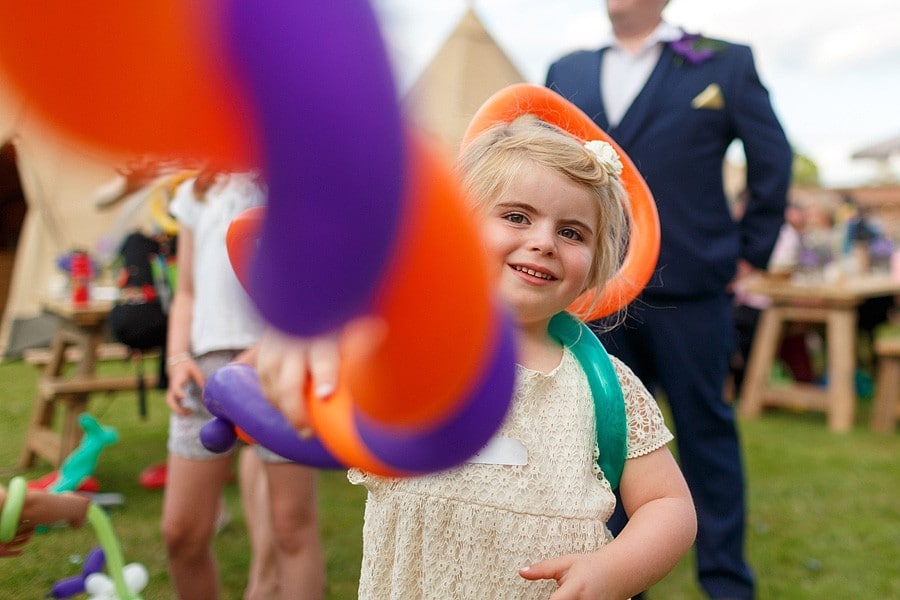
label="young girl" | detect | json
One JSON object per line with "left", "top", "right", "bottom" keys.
{"left": 162, "top": 170, "right": 324, "bottom": 599}
{"left": 258, "top": 115, "right": 696, "bottom": 599}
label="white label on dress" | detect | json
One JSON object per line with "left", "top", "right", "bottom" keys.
{"left": 467, "top": 437, "right": 528, "bottom": 466}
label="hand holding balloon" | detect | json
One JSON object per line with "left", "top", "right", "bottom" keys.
{"left": 255, "top": 329, "right": 341, "bottom": 433}
{"left": 255, "top": 319, "right": 385, "bottom": 433}
{"left": 202, "top": 308, "right": 516, "bottom": 478}
{"left": 201, "top": 364, "right": 344, "bottom": 470}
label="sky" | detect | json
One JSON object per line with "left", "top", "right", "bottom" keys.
{"left": 371, "top": 0, "right": 900, "bottom": 188}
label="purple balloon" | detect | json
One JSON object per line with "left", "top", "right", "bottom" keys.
{"left": 50, "top": 576, "right": 85, "bottom": 599}
{"left": 203, "top": 364, "right": 344, "bottom": 468}
{"left": 354, "top": 307, "right": 517, "bottom": 474}
{"left": 82, "top": 547, "right": 106, "bottom": 576}
{"left": 49, "top": 547, "right": 105, "bottom": 598}
{"left": 221, "top": 0, "right": 406, "bottom": 335}
{"left": 200, "top": 417, "right": 239, "bottom": 453}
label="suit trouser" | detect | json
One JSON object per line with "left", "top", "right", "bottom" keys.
{"left": 597, "top": 293, "right": 754, "bottom": 599}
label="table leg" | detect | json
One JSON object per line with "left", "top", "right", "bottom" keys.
{"left": 18, "top": 330, "right": 69, "bottom": 468}
{"left": 826, "top": 308, "right": 857, "bottom": 432}
{"left": 871, "top": 356, "right": 900, "bottom": 433}
{"left": 18, "top": 391, "right": 54, "bottom": 468}
{"left": 65, "top": 322, "right": 103, "bottom": 376}
{"left": 740, "top": 306, "right": 785, "bottom": 418}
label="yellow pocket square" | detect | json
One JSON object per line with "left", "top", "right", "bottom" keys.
{"left": 691, "top": 83, "right": 724, "bottom": 110}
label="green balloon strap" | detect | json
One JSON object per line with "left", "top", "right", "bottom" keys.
{"left": 88, "top": 502, "right": 141, "bottom": 600}
{"left": 548, "top": 312, "right": 627, "bottom": 490}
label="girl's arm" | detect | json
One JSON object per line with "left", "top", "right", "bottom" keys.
{"left": 19, "top": 491, "right": 91, "bottom": 530}
{"left": 165, "top": 227, "right": 203, "bottom": 416}
{"left": 1, "top": 486, "right": 91, "bottom": 557}
{"left": 519, "top": 446, "right": 696, "bottom": 600}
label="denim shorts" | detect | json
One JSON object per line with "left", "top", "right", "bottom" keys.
{"left": 167, "top": 350, "right": 289, "bottom": 463}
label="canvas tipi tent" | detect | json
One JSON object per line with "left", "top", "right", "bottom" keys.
{"left": 0, "top": 87, "right": 124, "bottom": 359}
{"left": 404, "top": 7, "right": 525, "bottom": 157}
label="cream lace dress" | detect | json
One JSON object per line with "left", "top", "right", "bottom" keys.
{"left": 348, "top": 347, "right": 674, "bottom": 599}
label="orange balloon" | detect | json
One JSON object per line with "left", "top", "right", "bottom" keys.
{"left": 347, "top": 136, "right": 495, "bottom": 427}
{"left": 226, "top": 206, "right": 266, "bottom": 293}
{"left": 0, "top": 1, "right": 256, "bottom": 168}
{"left": 235, "top": 427, "right": 256, "bottom": 446}
{"left": 461, "top": 84, "right": 660, "bottom": 320}
{"left": 306, "top": 368, "right": 401, "bottom": 477}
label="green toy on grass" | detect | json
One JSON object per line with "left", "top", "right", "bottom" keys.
{"left": 50, "top": 414, "right": 119, "bottom": 494}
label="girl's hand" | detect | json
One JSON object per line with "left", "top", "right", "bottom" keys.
{"left": 520, "top": 552, "right": 625, "bottom": 600}
{"left": 524, "top": 448, "right": 695, "bottom": 599}
{"left": 165, "top": 355, "right": 204, "bottom": 416}
{"left": 256, "top": 318, "right": 386, "bottom": 437}
{"left": 256, "top": 329, "right": 340, "bottom": 435}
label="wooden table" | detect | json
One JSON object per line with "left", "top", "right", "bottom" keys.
{"left": 739, "top": 274, "right": 900, "bottom": 432}
{"left": 18, "top": 299, "right": 156, "bottom": 468}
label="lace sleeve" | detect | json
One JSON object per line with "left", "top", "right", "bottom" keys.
{"left": 610, "top": 356, "right": 674, "bottom": 458}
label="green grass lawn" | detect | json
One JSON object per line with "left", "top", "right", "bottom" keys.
{"left": 1, "top": 357, "right": 898, "bottom": 598}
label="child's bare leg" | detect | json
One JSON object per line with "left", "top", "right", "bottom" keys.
{"left": 240, "top": 448, "right": 279, "bottom": 599}
{"left": 267, "top": 462, "right": 325, "bottom": 600}
{"left": 161, "top": 454, "right": 231, "bottom": 600}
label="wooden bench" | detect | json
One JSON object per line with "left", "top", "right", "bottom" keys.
{"left": 37, "top": 372, "right": 159, "bottom": 397}
{"left": 25, "top": 343, "right": 160, "bottom": 396}
{"left": 871, "top": 336, "right": 900, "bottom": 432}
{"left": 19, "top": 301, "right": 162, "bottom": 469}
{"left": 23, "top": 368, "right": 161, "bottom": 469}
{"left": 23, "top": 342, "right": 134, "bottom": 367}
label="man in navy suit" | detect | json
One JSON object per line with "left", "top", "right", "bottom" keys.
{"left": 547, "top": 1, "right": 792, "bottom": 598}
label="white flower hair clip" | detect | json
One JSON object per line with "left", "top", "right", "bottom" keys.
{"left": 584, "top": 140, "right": 623, "bottom": 179}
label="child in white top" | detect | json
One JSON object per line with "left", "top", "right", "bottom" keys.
{"left": 258, "top": 116, "right": 696, "bottom": 599}
{"left": 163, "top": 171, "right": 324, "bottom": 599}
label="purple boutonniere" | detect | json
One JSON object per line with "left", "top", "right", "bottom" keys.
{"left": 669, "top": 33, "right": 724, "bottom": 66}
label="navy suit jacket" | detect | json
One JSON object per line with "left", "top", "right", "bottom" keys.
{"left": 547, "top": 38, "right": 792, "bottom": 298}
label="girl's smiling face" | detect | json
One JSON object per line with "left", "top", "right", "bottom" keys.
{"left": 481, "top": 163, "right": 598, "bottom": 329}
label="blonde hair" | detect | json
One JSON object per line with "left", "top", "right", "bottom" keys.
{"left": 457, "top": 115, "right": 629, "bottom": 322}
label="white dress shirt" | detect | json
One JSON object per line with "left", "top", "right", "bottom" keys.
{"left": 599, "top": 21, "right": 683, "bottom": 126}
